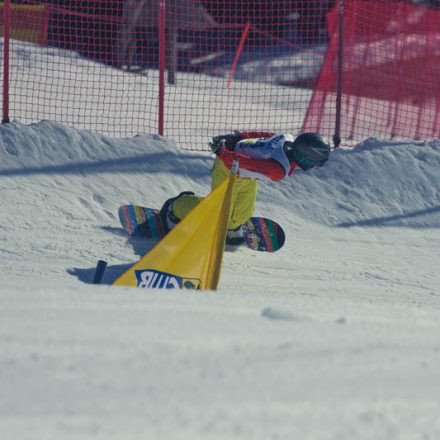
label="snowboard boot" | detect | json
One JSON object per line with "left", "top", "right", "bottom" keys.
{"left": 159, "top": 191, "right": 195, "bottom": 234}
{"left": 226, "top": 224, "right": 246, "bottom": 246}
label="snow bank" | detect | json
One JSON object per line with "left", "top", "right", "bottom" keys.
{"left": 1, "top": 105, "right": 439, "bottom": 440}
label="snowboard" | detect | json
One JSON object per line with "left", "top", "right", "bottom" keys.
{"left": 118, "top": 204, "right": 285, "bottom": 252}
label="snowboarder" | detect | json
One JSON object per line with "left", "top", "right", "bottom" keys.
{"left": 159, "top": 131, "right": 331, "bottom": 245}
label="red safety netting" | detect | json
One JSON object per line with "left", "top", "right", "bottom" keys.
{"left": 303, "top": 0, "right": 440, "bottom": 141}
{"left": 1, "top": 1, "right": 331, "bottom": 149}
{"left": 4, "top": 1, "right": 440, "bottom": 147}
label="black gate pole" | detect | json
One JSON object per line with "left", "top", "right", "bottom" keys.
{"left": 92, "top": 260, "right": 107, "bottom": 284}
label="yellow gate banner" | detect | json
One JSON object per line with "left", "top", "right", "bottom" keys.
{"left": 113, "top": 173, "right": 236, "bottom": 290}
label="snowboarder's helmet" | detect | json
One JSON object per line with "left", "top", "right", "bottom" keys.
{"left": 284, "top": 133, "right": 331, "bottom": 171}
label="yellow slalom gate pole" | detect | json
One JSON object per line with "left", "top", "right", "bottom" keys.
{"left": 207, "top": 159, "right": 239, "bottom": 290}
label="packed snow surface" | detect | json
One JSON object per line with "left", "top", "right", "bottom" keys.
{"left": 1, "top": 119, "right": 439, "bottom": 440}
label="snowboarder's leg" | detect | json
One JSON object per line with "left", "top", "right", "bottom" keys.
{"left": 173, "top": 194, "right": 204, "bottom": 220}
{"left": 229, "top": 177, "right": 258, "bottom": 228}
{"left": 211, "top": 157, "right": 258, "bottom": 245}
{"left": 225, "top": 179, "right": 257, "bottom": 245}
{"left": 159, "top": 191, "right": 198, "bottom": 233}
{"left": 211, "top": 157, "right": 258, "bottom": 228}
{"left": 160, "top": 158, "right": 258, "bottom": 240}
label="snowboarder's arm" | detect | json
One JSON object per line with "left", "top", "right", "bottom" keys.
{"left": 218, "top": 149, "right": 286, "bottom": 181}
{"left": 209, "top": 131, "right": 275, "bottom": 154}
{"left": 239, "top": 131, "right": 275, "bottom": 139}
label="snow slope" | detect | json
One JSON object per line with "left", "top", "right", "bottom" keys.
{"left": 1, "top": 119, "right": 439, "bottom": 440}
{"left": 1, "top": 42, "right": 440, "bottom": 439}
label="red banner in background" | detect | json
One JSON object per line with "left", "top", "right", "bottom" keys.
{"left": 303, "top": 0, "right": 440, "bottom": 141}
{"left": 0, "top": 2, "right": 49, "bottom": 45}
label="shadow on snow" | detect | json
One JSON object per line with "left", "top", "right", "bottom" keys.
{"left": 336, "top": 206, "right": 440, "bottom": 228}
{"left": 69, "top": 227, "right": 159, "bottom": 285}
{"left": 0, "top": 152, "right": 211, "bottom": 178}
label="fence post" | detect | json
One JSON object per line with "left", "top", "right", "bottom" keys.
{"left": 158, "top": 0, "right": 166, "bottom": 136}
{"left": 333, "top": 0, "right": 344, "bottom": 148}
{"left": 2, "top": 0, "right": 11, "bottom": 124}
